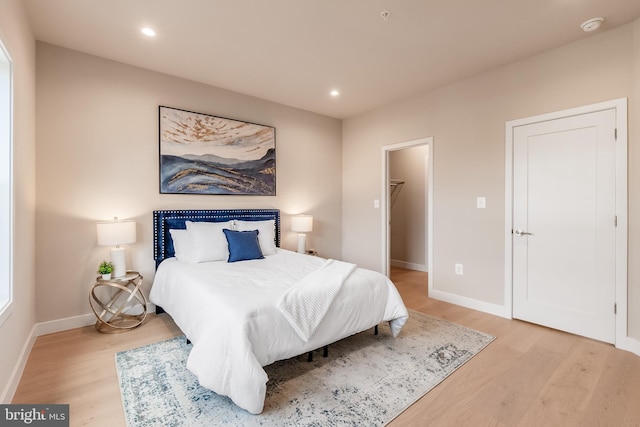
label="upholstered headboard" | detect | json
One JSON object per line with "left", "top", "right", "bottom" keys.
{"left": 153, "top": 209, "right": 281, "bottom": 268}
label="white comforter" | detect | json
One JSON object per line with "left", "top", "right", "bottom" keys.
{"left": 149, "top": 249, "right": 409, "bottom": 414}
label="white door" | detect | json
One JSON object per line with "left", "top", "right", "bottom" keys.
{"left": 512, "top": 108, "right": 617, "bottom": 343}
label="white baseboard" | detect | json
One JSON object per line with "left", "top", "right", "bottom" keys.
{"left": 4, "top": 305, "right": 161, "bottom": 403}
{"left": 3, "top": 313, "right": 96, "bottom": 403}
{"left": 390, "top": 259, "right": 428, "bottom": 272}
{"left": 620, "top": 336, "right": 640, "bottom": 357}
{"left": 429, "top": 289, "right": 640, "bottom": 356}
{"left": 34, "top": 304, "right": 158, "bottom": 337}
{"left": 33, "top": 313, "right": 96, "bottom": 337}
{"left": 1, "top": 323, "right": 37, "bottom": 404}
{"left": 429, "top": 288, "right": 507, "bottom": 318}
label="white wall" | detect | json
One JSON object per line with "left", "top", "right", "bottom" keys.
{"left": 35, "top": 43, "right": 343, "bottom": 323}
{"left": 0, "top": 0, "right": 37, "bottom": 402}
{"left": 343, "top": 21, "right": 640, "bottom": 337}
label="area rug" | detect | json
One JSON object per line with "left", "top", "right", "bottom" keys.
{"left": 116, "top": 310, "right": 494, "bottom": 426}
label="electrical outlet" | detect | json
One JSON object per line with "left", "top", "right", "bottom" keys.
{"left": 455, "top": 263, "right": 464, "bottom": 275}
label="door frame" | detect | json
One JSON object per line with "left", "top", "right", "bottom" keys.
{"left": 504, "top": 98, "right": 627, "bottom": 347}
{"left": 380, "top": 137, "right": 433, "bottom": 278}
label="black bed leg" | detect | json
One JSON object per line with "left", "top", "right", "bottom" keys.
{"left": 308, "top": 346, "right": 329, "bottom": 362}
{"left": 374, "top": 325, "right": 379, "bottom": 335}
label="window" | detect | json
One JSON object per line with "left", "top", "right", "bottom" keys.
{"left": 0, "top": 38, "right": 13, "bottom": 326}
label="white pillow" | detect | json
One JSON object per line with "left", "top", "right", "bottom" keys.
{"left": 185, "top": 220, "right": 234, "bottom": 262}
{"left": 169, "top": 229, "right": 195, "bottom": 263}
{"left": 235, "top": 220, "right": 277, "bottom": 255}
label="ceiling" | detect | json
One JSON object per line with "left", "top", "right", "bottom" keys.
{"left": 23, "top": 0, "right": 640, "bottom": 119}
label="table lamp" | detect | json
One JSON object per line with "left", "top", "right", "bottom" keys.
{"left": 291, "top": 214, "right": 313, "bottom": 254}
{"left": 96, "top": 217, "right": 137, "bottom": 277}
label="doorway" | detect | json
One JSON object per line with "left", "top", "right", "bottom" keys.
{"left": 505, "top": 99, "right": 627, "bottom": 345}
{"left": 381, "top": 137, "right": 433, "bottom": 280}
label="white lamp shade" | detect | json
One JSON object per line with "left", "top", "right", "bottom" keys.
{"left": 291, "top": 215, "right": 313, "bottom": 233}
{"left": 96, "top": 219, "right": 137, "bottom": 246}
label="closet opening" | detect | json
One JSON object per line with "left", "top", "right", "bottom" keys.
{"left": 381, "top": 137, "right": 433, "bottom": 287}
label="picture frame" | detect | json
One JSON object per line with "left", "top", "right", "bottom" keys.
{"left": 159, "top": 106, "right": 276, "bottom": 195}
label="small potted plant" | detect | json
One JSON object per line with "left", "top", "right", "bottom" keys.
{"left": 98, "top": 260, "right": 114, "bottom": 280}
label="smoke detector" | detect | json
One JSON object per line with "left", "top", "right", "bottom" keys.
{"left": 580, "top": 17, "right": 604, "bottom": 32}
{"left": 381, "top": 10, "right": 391, "bottom": 21}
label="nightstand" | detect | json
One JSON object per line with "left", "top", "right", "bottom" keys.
{"left": 89, "top": 271, "right": 148, "bottom": 333}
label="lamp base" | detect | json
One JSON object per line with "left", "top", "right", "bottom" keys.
{"left": 110, "top": 247, "right": 127, "bottom": 278}
{"left": 296, "top": 233, "right": 307, "bottom": 254}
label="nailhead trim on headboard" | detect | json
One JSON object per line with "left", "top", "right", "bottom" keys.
{"left": 153, "top": 209, "right": 281, "bottom": 268}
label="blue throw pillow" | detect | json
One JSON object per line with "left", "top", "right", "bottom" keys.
{"left": 223, "top": 229, "right": 264, "bottom": 262}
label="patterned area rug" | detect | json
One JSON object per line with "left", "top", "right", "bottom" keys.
{"left": 116, "top": 310, "right": 494, "bottom": 426}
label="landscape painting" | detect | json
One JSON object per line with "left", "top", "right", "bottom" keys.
{"left": 159, "top": 106, "right": 276, "bottom": 195}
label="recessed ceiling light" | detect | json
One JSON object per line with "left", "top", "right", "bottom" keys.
{"left": 330, "top": 90, "right": 340, "bottom": 97}
{"left": 141, "top": 27, "right": 156, "bottom": 37}
{"left": 580, "top": 17, "right": 604, "bottom": 32}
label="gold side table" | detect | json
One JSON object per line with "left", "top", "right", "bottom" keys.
{"left": 89, "top": 271, "right": 148, "bottom": 333}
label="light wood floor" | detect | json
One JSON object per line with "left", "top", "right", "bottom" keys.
{"left": 13, "top": 267, "right": 640, "bottom": 426}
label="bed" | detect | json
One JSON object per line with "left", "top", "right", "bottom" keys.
{"left": 149, "top": 209, "right": 409, "bottom": 414}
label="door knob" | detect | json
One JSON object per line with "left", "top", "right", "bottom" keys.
{"left": 514, "top": 229, "right": 533, "bottom": 236}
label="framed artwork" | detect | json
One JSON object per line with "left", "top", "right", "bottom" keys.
{"left": 159, "top": 106, "right": 276, "bottom": 195}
